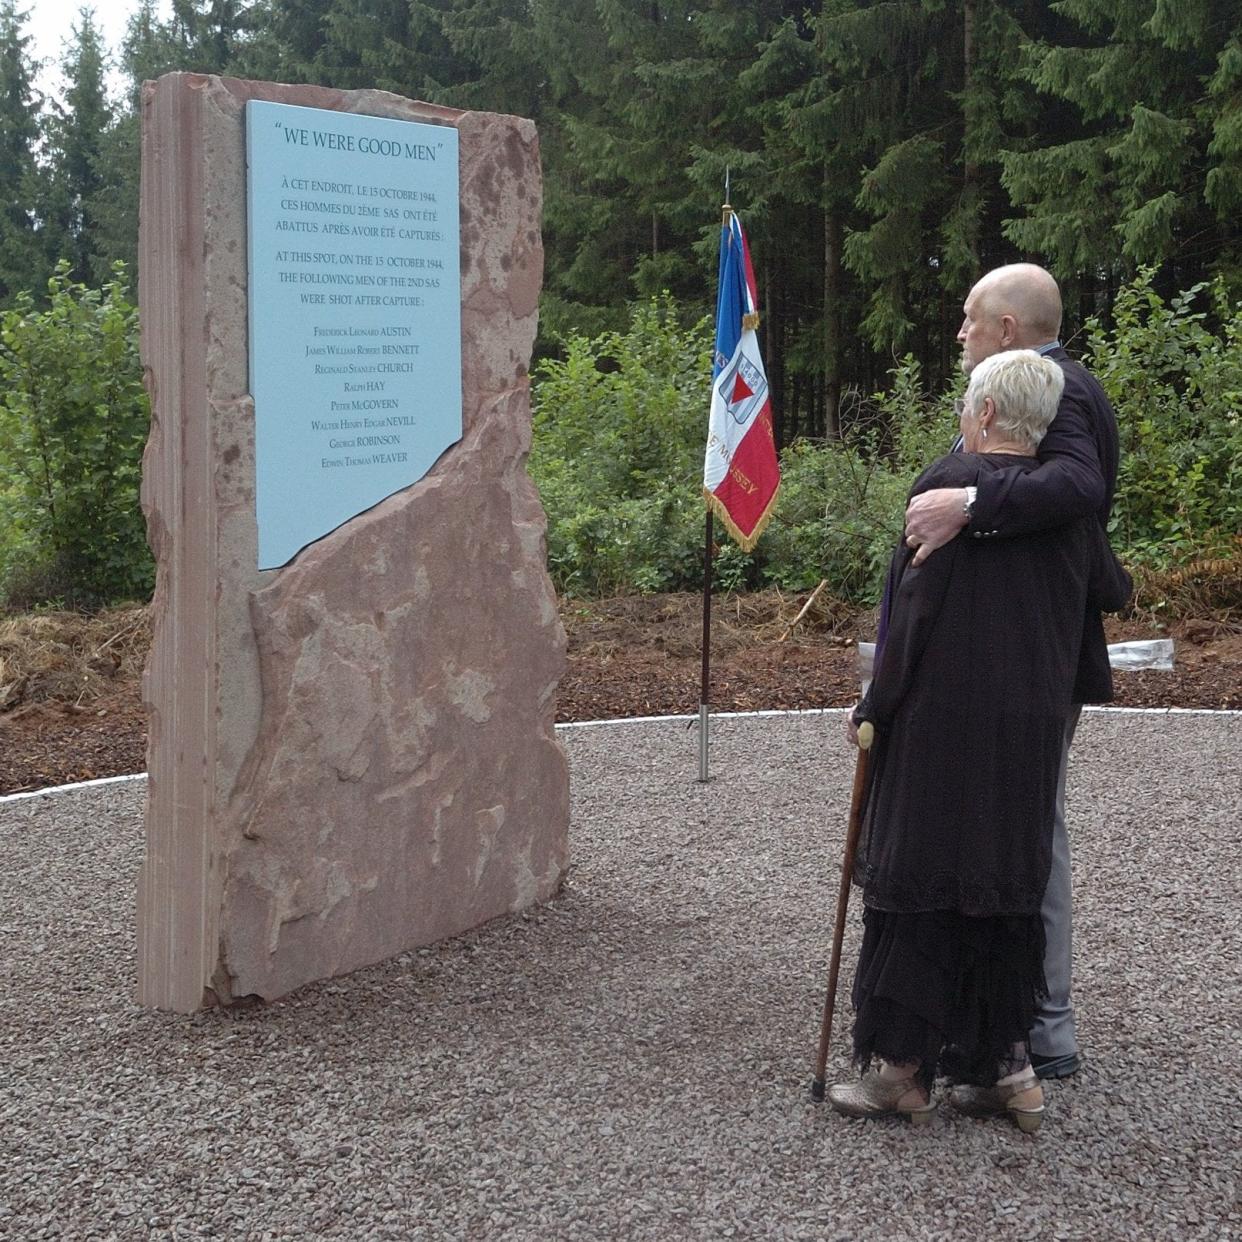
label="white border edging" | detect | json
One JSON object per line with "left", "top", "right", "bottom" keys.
{"left": 0, "top": 772, "right": 149, "bottom": 805}
{"left": 557, "top": 707, "right": 840, "bottom": 729}
{"left": 557, "top": 705, "right": 1242, "bottom": 730}
{"left": 2, "top": 705, "right": 1237, "bottom": 805}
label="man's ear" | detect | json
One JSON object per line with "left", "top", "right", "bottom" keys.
{"left": 999, "top": 314, "right": 1018, "bottom": 347}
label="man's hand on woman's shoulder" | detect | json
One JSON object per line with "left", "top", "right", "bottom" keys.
{"left": 904, "top": 488, "right": 969, "bottom": 566}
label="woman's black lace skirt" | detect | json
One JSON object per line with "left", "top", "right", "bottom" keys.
{"left": 850, "top": 905, "right": 1048, "bottom": 1090}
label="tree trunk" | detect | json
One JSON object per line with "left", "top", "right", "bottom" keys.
{"left": 962, "top": 0, "right": 980, "bottom": 273}
{"left": 790, "top": 367, "right": 802, "bottom": 443}
{"left": 824, "top": 197, "right": 843, "bottom": 440}
{"left": 766, "top": 261, "right": 785, "bottom": 448}
{"left": 963, "top": 0, "right": 977, "bottom": 190}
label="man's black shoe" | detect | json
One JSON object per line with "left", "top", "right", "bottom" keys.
{"left": 1031, "top": 1051, "right": 1080, "bottom": 1080}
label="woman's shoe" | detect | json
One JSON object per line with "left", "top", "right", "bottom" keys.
{"left": 949, "top": 1071, "right": 1045, "bottom": 1134}
{"left": 827, "top": 1073, "right": 936, "bottom": 1125}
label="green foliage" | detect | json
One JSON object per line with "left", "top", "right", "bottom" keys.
{"left": 1086, "top": 270, "right": 1242, "bottom": 569}
{"left": 0, "top": 0, "right": 1234, "bottom": 609}
{"left": 759, "top": 359, "right": 956, "bottom": 603}
{"left": 1004, "top": 0, "right": 1242, "bottom": 293}
{"left": 0, "top": 265, "right": 153, "bottom": 609}
{"left": 39, "top": 11, "right": 118, "bottom": 287}
{"left": 3, "top": 0, "right": 1240, "bottom": 446}
{"left": 530, "top": 306, "right": 956, "bottom": 603}
{"left": 0, "top": 0, "right": 45, "bottom": 301}
{"left": 530, "top": 295, "right": 711, "bottom": 596}
{"left": 529, "top": 276, "right": 1240, "bottom": 607}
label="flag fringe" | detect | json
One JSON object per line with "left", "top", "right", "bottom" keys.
{"left": 702, "top": 483, "right": 781, "bottom": 555}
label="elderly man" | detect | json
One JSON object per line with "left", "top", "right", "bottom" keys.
{"left": 902, "top": 263, "right": 1120, "bottom": 1080}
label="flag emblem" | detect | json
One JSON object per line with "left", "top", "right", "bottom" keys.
{"left": 721, "top": 352, "right": 767, "bottom": 424}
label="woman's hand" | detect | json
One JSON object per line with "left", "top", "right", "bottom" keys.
{"left": 844, "top": 707, "right": 860, "bottom": 747}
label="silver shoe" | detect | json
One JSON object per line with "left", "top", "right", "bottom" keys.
{"left": 827, "top": 1072, "right": 936, "bottom": 1125}
{"left": 949, "top": 1071, "right": 1045, "bottom": 1134}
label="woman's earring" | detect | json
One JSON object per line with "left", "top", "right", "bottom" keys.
{"left": 981, "top": 427, "right": 988, "bottom": 440}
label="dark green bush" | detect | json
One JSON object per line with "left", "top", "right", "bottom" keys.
{"left": 530, "top": 301, "right": 955, "bottom": 604}
{"left": 757, "top": 360, "right": 956, "bottom": 603}
{"left": 1085, "top": 271, "right": 1242, "bottom": 571}
{"left": 0, "top": 264, "right": 152, "bottom": 609}
{"left": 530, "top": 295, "right": 713, "bottom": 596}
{"left": 530, "top": 276, "right": 1240, "bottom": 608}
{"left": 0, "top": 270, "right": 1232, "bottom": 614}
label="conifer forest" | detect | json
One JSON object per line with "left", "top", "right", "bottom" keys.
{"left": 0, "top": 0, "right": 1240, "bottom": 606}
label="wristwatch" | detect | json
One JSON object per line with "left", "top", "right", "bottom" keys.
{"left": 963, "top": 486, "right": 977, "bottom": 521}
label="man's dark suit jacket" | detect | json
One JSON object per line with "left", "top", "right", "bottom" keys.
{"left": 968, "top": 346, "right": 1121, "bottom": 703}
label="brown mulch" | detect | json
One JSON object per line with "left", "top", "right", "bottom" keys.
{"left": 1, "top": 592, "right": 1238, "bottom": 797}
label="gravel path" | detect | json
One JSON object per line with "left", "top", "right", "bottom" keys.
{"left": 1, "top": 711, "right": 1238, "bottom": 1240}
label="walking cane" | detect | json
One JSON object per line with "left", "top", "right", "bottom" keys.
{"left": 810, "top": 719, "right": 875, "bottom": 1101}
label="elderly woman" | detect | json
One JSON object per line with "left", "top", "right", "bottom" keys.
{"left": 828, "top": 350, "right": 1130, "bottom": 1131}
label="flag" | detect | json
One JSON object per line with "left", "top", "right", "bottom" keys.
{"left": 703, "top": 209, "right": 780, "bottom": 551}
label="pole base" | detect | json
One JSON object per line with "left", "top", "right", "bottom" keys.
{"left": 697, "top": 702, "right": 710, "bottom": 783}
{"left": 810, "top": 1078, "right": 825, "bottom": 1102}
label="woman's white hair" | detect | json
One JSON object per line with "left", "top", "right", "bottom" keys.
{"left": 965, "top": 349, "right": 1065, "bottom": 449}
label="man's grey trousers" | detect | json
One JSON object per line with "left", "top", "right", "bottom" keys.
{"left": 1030, "top": 706, "right": 1083, "bottom": 1059}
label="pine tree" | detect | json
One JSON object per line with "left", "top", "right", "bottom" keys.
{"left": 234, "top": 0, "right": 332, "bottom": 82}
{"left": 164, "top": 0, "right": 260, "bottom": 73}
{"left": 723, "top": 8, "right": 835, "bottom": 439}
{"left": 0, "top": 0, "right": 44, "bottom": 302}
{"left": 436, "top": 0, "right": 545, "bottom": 116}
{"left": 800, "top": 3, "right": 1038, "bottom": 371}
{"left": 39, "top": 10, "right": 115, "bottom": 284}
{"left": 529, "top": 1, "right": 805, "bottom": 373}
{"left": 1002, "top": 0, "right": 1242, "bottom": 304}
{"left": 121, "top": 0, "right": 195, "bottom": 97}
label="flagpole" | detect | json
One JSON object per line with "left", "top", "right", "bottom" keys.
{"left": 698, "top": 506, "right": 713, "bottom": 782}
{"left": 699, "top": 190, "right": 732, "bottom": 785}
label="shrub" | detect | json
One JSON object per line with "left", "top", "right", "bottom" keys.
{"left": 530, "top": 301, "right": 957, "bottom": 603}
{"left": 759, "top": 359, "right": 957, "bottom": 603}
{"left": 529, "top": 276, "right": 1241, "bottom": 613}
{"left": 0, "top": 263, "right": 152, "bottom": 610}
{"left": 530, "top": 295, "right": 712, "bottom": 596}
{"left": 1084, "top": 271, "right": 1242, "bottom": 573}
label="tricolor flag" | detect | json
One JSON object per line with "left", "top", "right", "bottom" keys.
{"left": 703, "top": 209, "right": 780, "bottom": 550}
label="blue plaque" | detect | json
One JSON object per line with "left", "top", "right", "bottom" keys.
{"left": 246, "top": 101, "right": 462, "bottom": 569}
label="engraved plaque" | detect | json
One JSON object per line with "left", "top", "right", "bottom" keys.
{"left": 247, "top": 101, "right": 462, "bottom": 569}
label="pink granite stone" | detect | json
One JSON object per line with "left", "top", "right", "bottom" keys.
{"left": 137, "top": 74, "right": 567, "bottom": 1011}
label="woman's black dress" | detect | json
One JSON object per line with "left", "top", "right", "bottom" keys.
{"left": 851, "top": 452, "right": 1130, "bottom": 1087}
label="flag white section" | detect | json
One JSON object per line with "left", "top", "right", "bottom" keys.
{"left": 704, "top": 329, "right": 770, "bottom": 492}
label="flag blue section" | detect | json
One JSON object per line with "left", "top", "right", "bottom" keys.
{"left": 713, "top": 216, "right": 745, "bottom": 380}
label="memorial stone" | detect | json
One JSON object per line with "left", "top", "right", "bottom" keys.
{"left": 137, "top": 74, "right": 568, "bottom": 1012}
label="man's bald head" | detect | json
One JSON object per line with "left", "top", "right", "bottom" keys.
{"left": 958, "top": 263, "right": 1063, "bottom": 374}
{"left": 971, "top": 264, "right": 1062, "bottom": 342}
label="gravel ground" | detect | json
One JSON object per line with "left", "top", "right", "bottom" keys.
{"left": 1, "top": 710, "right": 1238, "bottom": 1241}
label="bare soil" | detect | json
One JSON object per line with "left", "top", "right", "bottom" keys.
{"left": 1, "top": 592, "right": 1238, "bottom": 796}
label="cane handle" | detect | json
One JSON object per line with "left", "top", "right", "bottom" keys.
{"left": 858, "top": 721, "right": 874, "bottom": 751}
